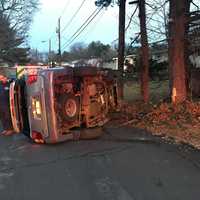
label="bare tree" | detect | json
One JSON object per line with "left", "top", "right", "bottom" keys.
{"left": 0, "top": 0, "right": 39, "bottom": 65}
{"left": 126, "top": 0, "right": 169, "bottom": 46}
{"left": 0, "top": 0, "right": 39, "bottom": 39}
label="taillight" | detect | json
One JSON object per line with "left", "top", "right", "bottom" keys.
{"left": 32, "top": 98, "right": 42, "bottom": 119}
{"left": 31, "top": 131, "right": 45, "bottom": 144}
{"left": 27, "top": 75, "right": 37, "bottom": 85}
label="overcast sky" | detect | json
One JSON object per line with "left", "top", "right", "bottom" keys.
{"left": 29, "top": 0, "right": 123, "bottom": 52}
{"left": 29, "top": 0, "right": 200, "bottom": 52}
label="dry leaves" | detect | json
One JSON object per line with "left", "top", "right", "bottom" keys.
{"left": 120, "top": 101, "right": 200, "bottom": 149}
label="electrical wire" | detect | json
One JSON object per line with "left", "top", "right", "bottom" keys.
{"left": 62, "top": 8, "right": 103, "bottom": 50}
{"left": 111, "top": 5, "right": 138, "bottom": 44}
{"left": 49, "top": 0, "right": 71, "bottom": 40}
{"left": 59, "top": 0, "right": 71, "bottom": 18}
{"left": 62, "top": 7, "right": 99, "bottom": 47}
{"left": 79, "top": 9, "right": 106, "bottom": 43}
{"left": 62, "top": 7, "right": 103, "bottom": 50}
{"left": 61, "top": 0, "right": 87, "bottom": 34}
{"left": 125, "top": 5, "right": 138, "bottom": 31}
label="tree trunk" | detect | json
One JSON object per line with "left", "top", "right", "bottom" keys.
{"left": 139, "top": 0, "right": 149, "bottom": 103}
{"left": 169, "top": 0, "right": 188, "bottom": 104}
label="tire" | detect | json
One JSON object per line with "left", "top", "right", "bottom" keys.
{"left": 60, "top": 94, "right": 80, "bottom": 121}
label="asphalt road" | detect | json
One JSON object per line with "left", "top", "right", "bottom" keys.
{"left": 0, "top": 127, "right": 200, "bottom": 200}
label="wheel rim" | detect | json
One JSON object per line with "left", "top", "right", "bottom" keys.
{"left": 64, "top": 98, "right": 77, "bottom": 117}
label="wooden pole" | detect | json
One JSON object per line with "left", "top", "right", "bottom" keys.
{"left": 139, "top": 0, "right": 149, "bottom": 103}
{"left": 118, "top": 0, "right": 126, "bottom": 99}
{"left": 58, "top": 18, "right": 62, "bottom": 65}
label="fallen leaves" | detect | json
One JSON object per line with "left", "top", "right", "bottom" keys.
{"left": 119, "top": 100, "right": 200, "bottom": 149}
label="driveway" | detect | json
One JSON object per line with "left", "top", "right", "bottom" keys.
{"left": 0, "top": 127, "right": 200, "bottom": 200}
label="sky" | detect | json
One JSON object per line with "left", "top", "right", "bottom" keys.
{"left": 29, "top": 0, "right": 122, "bottom": 52}
{"left": 29, "top": 0, "right": 200, "bottom": 52}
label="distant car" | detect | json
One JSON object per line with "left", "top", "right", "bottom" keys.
{"left": 9, "top": 66, "right": 120, "bottom": 144}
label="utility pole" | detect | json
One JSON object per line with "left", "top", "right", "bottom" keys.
{"left": 57, "top": 17, "right": 61, "bottom": 65}
{"left": 49, "top": 39, "right": 52, "bottom": 66}
{"left": 130, "top": 0, "right": 149, "bottom": 103}
{"left": 118, "top": 0, "right": 126, "bottom": 99}
{"left": 139, "top": 0, "right": 149, "bottom": 103}
{"left": 36, "top": 48, "right": 38, "bottom": 63}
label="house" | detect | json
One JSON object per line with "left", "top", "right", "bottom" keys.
{"left": 188, "top": 12, "right": 200, "bottom": 68}
{"left": 111, "top": 54, "right": 137, "bottom": 70}
{"left": 151, "top": 48, "right": 168, "bottom": 63}
{"left": 87, "top": 58, "right": 103, "bottom": 68}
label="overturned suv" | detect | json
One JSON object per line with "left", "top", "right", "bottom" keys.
{"left": 10, "top": 66, "right": 120, "bottom": 144}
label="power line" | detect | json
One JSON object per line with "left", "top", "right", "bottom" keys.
{"left": 111, "top": 5, "right": 138, "bottom": 44}
{"left": 59, "top": 0, "right": 71, "bottom": 18}
{"left": 125, "top": 5, "right": 138, "bottom": 31}
{"left": 79, "top": 9, "right": 106, "bottom": 42}
{"left": 49, "top": 0, "right": 71, "bottom": 45}
{"left": 61, "top": 0, "right": 87, "bottom": 34}
{"left": 62, "top": 7, "right": 100, "bottom": 48}
{"left": 124, "top": 0, "right": 168, "bottom": 46}
{"left": 62, "top": 7, "right": 103, "bottom": 50}
{"left": 61, "top": 9, "right": 105, "bottom": 47}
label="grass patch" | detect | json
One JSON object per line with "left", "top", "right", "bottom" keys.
{"left": 124, "top": 80, "right": 169, "bottom": 103}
